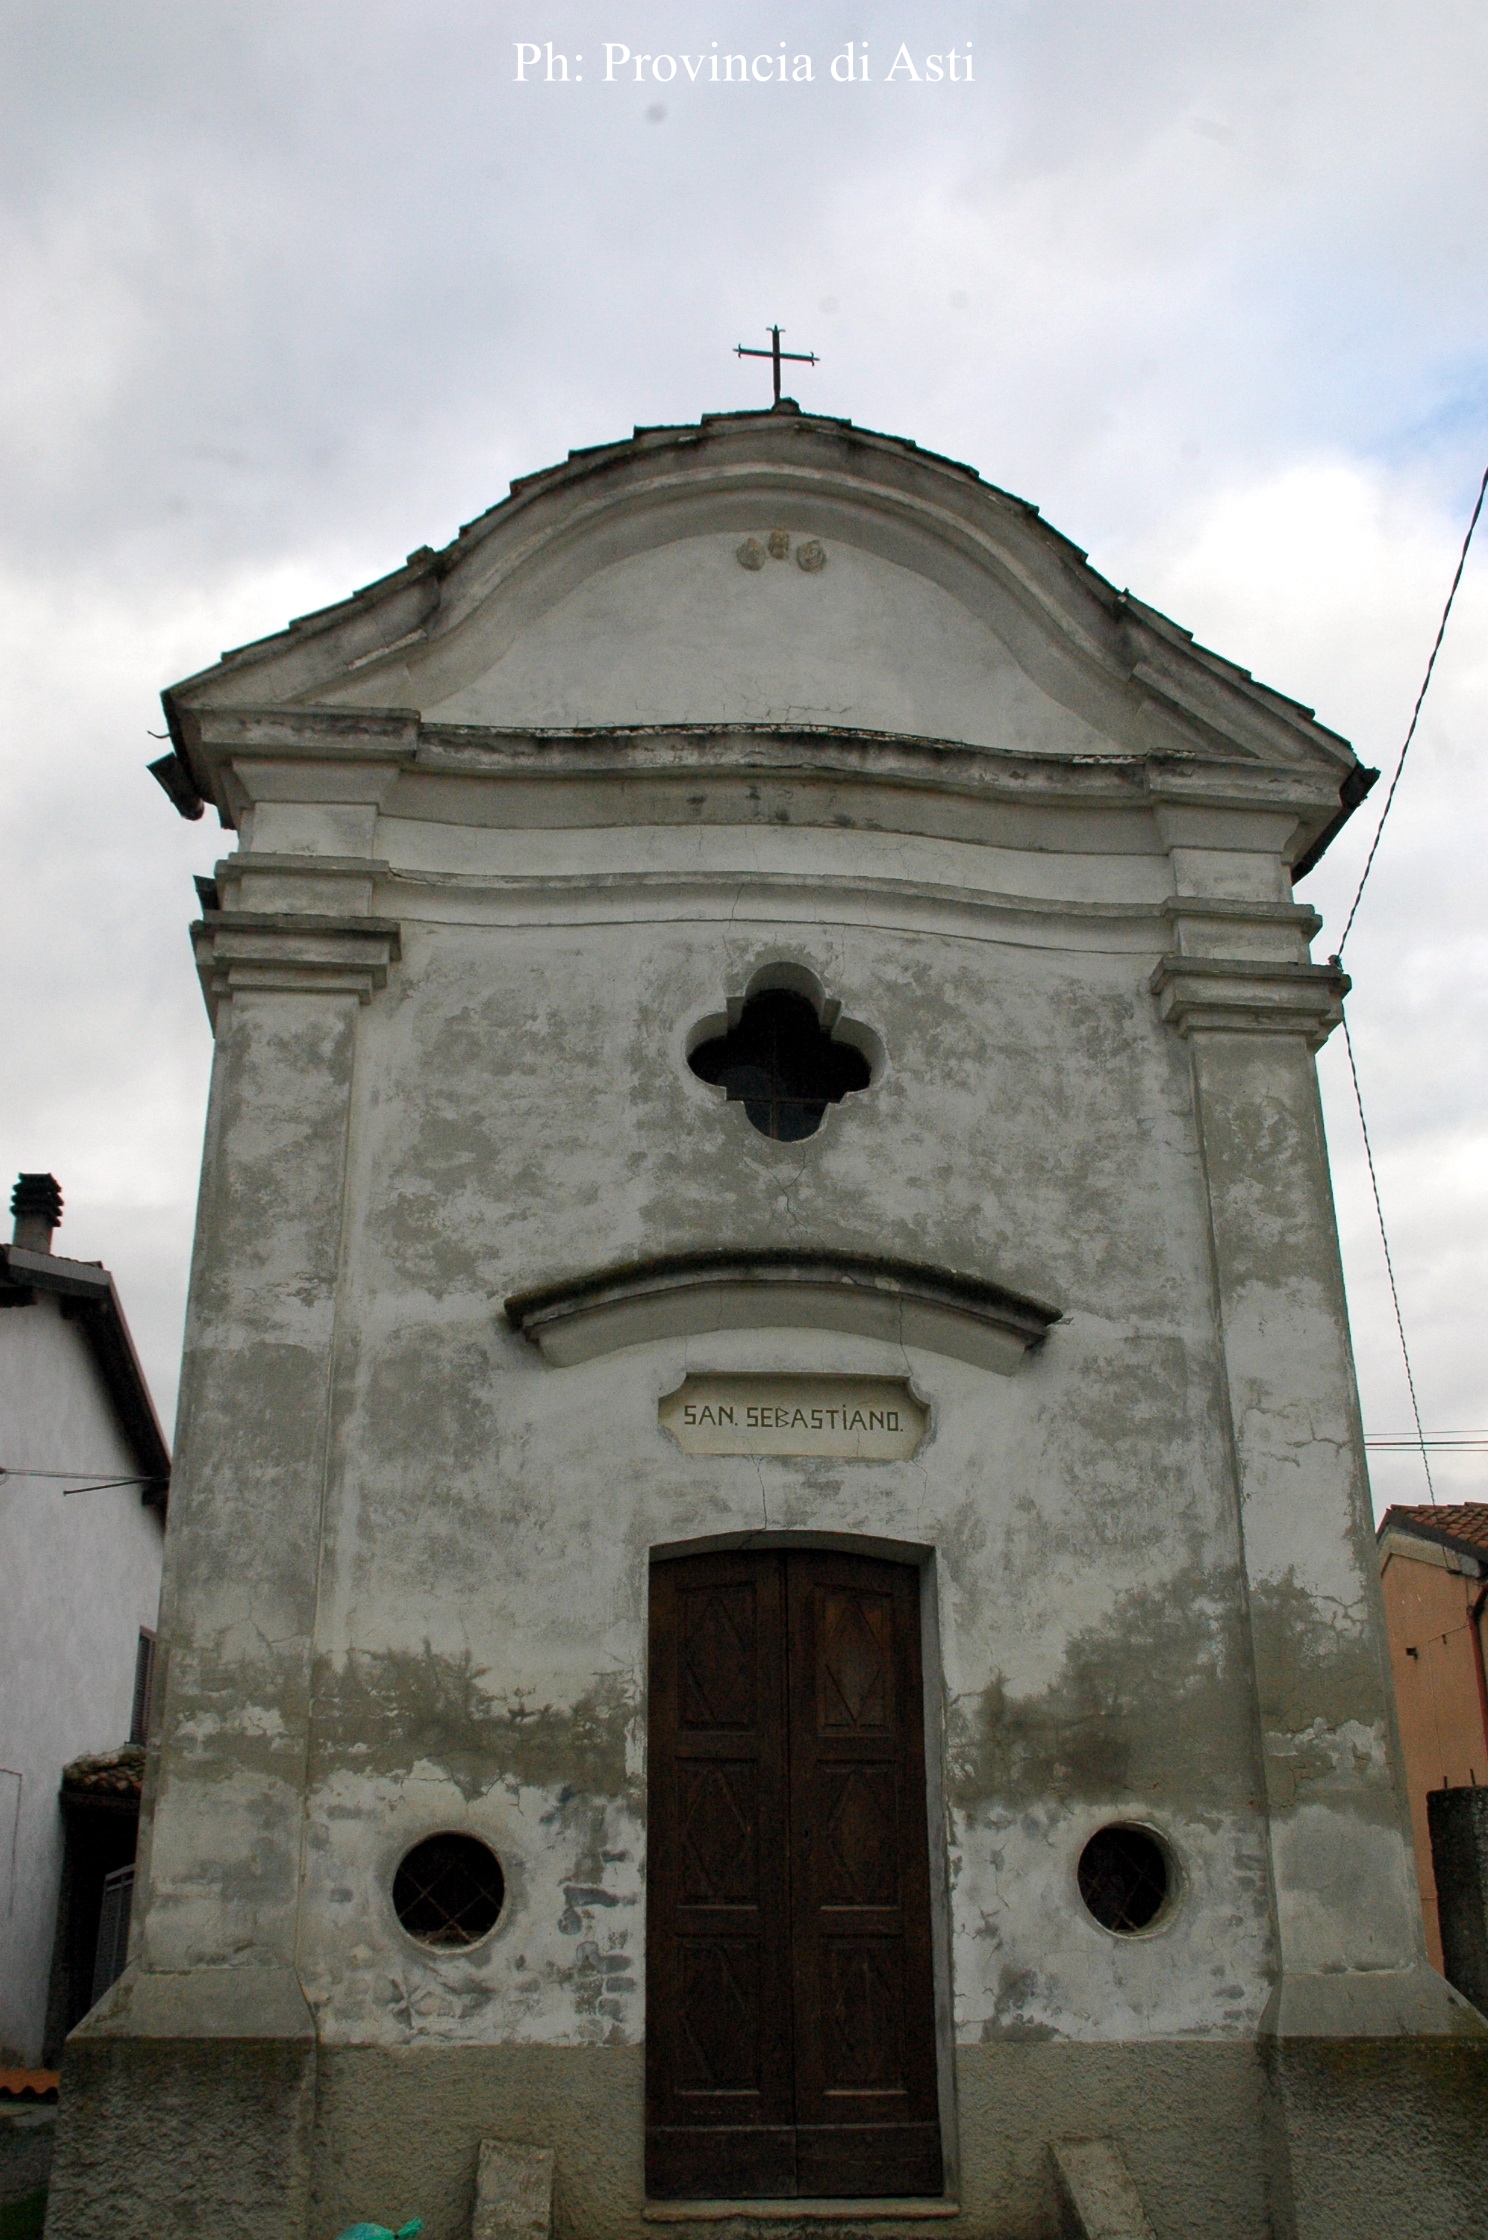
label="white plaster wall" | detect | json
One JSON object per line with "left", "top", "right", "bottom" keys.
{"left": 404, "top": 533, "right": 1115, "bottom": 756}
{"left": 279, "top": 885, "right": 1279, "bottom": 2053}
{"left": 0, "top": 1296, "right": 164, "bottom": 2064}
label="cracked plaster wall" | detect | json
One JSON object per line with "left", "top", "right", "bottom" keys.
{"left": 237, "top": 902, "right": 1348, "bottom": 2054}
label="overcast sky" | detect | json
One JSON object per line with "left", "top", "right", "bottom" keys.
{"left": 2, "top": 0, "right": 1485, "bottom": 1512}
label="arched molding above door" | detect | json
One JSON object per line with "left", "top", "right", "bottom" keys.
{"left": 503, "top": 1248, "right": 1060, "bottom": 1375}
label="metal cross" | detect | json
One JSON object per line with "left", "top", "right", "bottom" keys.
{"left": 735, "top": 325, "right": 818, "bottom": 405}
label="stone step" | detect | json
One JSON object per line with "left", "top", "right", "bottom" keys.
{"left": 1050, "top": 2140, "right": 1157, "bottom": 2240}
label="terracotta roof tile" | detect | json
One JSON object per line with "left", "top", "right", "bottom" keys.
{"left": 1378, "top": 1504, "right": 1488, "bottom": 1559}
{"left": 0, "top": 2071, "right": 59, "bottom": 2101}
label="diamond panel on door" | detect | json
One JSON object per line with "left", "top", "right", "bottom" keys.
{"left": 678, "top": 1942, "right": 762, "bottom": 2091}
{"left": 823, "top": 1941, "right": 907, "bottom": 2089}
{"left": 680, "top": 1584, "right": 758, "bottom": 1729}
{"left": 820, "top": 1765, "right": 900, "bottom": 1907}
{"left": 681, "top": 1762, "right": 758, "bottom": 1905}
{"left": 817, "top": 1589, "right": 893, "bottom": 1731}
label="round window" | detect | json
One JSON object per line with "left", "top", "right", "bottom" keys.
{"left": 393, "top": 1833, "right": 505, "bottom": 1947}
{"left": 1077, "top": 1823, "right": 1173, "bottom": 1934}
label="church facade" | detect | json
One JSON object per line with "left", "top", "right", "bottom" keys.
{"left": 48, "top": 406, "right": 1488, "bottom": 2236}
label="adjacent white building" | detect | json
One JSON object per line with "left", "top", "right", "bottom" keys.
{"left": 0, "top": 1175, "right": 168, "bottom": 2069}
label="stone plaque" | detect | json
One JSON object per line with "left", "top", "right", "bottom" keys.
{"left": 659, "top": 1374, "right": 926, "bottom": 1459}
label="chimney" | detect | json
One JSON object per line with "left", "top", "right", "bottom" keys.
{"left": 11, "top": 1173, "right": 63, "bottom": 1254}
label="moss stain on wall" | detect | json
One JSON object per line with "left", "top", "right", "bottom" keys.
{"left": 311, "top": 1647, "right": 636, "bottom": 1804}
{"left": 946, "top": 1564, "right": 1249, "bottom": 1814}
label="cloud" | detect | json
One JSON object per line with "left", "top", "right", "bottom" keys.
{"left": 0, "top": 554, "right": 362, "bottom": 1417}
{"left": 2, "top": 0, "right": 1485, "bottom": 1503}
{"left": 1125, "top": 455, "right": 1488, "bottom": 1508}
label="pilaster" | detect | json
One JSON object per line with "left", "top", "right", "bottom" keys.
{"left": 1151, "top": 937, "right": 1486, "bottom": 2230}
{"left": 48, "top": 902, "right": 401, "bottom": 2239}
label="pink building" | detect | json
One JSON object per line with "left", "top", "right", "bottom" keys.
{"left": 1377, "top": 1504, "right": 1488, "bottom": 1971}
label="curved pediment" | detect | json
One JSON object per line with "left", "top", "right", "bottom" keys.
{"left": 374, "top": 528, "right": 1115, "bottom": 756}
{"left": 504, "top": 1248, "right": 1061, "bottom": 1375}
{"left": 164, "top": 409, "right": 1361, "bottom": 785}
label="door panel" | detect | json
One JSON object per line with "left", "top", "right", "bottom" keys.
{"left": 647, "top": 1548, "right": 942, "bottom": 2202}
{"left": 646, "top": 1553, "right": 795, "bottom": 2198}
{"left": 786, "top": 1555, "right": 943, "bottom": 2198}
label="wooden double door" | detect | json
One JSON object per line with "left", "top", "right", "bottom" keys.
{"left": 646, "top": 1549, "right": 943, "bottom": 2200}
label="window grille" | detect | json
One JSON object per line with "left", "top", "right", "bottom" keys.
{"left": 130, "top": 1629, "right": 157, "bottom": 1746}
{"left": 91, "top": 1865, "right": 135, "bottom": 2005}
{"left": 1077, "top": 1825, "right": 1171, "bottom": 1934}
{"left": 392, "top": 1833, "right": 505, "bottom": 1946}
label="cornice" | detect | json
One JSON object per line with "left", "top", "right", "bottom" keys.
{"left": 170, "top": 706, "right": 1347, "bottom": 834}
{"left": 1150, "top": 954, "right": 1349, "bottom": 1048}
{"left": 191, "top": 911, "right": 402, "bottom": 1025}
{"left": 505, "top": 1248, "right": 1062, "bottom": 1375}
{"left": 1160, "top": 897, "right": 1322, "bottom": 933}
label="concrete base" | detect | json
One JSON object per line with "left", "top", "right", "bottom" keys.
{"left": 43, "top": 1961, "right": 319, "bottom": 2239}
{"left": 44, "top": 2035, "right": 317, "bottom": 2238}
{"left": 41, "top": 2033, "right": 1488, "bottom": 2240}
{"left": 1261, "top": 2034, "right": 1488, "bottom": 2239}
{"left": 956, "top": 2043, "right": 1268, "bottom": 2239}
{"left": 311, "top": 2047, "right": 640, "bottom": 2240}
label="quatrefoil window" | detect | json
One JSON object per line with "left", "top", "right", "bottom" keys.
{"left": 689, "top": 982, "right": 874, "bottom": 1141}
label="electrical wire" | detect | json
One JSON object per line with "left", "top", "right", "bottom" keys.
{"left": 1337, "top": 459, "right": 1488, "bottom": 958}
{"left": 1327, "top": 456, "right": 1488, "bottom": 1504}
{"left": 1362, "top": 1433, "right": 1488, "bottom": 1451}
{"left": 0, "top": 1465, "right": 154, "bottom": 1492}
{"left": 1367, "top": 1436, "right": 1488, "bottom": 1451}
{"left": 1339, "top": 1007, "right": 1436, "bottom": 1503}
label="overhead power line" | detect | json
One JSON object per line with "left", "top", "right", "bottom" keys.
{"left": 1338, "top": 459, "right": 1488, "bottom": 957}
{"left": 1330, "top": 454, "right": 1488, "bottom": 1506}
{"left": 1366, "top": 1434, "right": 1488, "bottom": 1451}
{"left": 0, "top": 1465, "right": 154, "bottom": 1492}
{"left": 1339, "top": 1011, "right": 1437, "bottom": 1503}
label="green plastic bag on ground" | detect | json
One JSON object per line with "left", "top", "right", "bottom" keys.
{"left": 335, "top": 2222, "right": 423, "bottom": 2239}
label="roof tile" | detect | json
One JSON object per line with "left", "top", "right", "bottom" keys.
{"left": 0, "top": 2071, "right": 59, "bottom": 2101}
{"left": 1379, "top": 1504, "right": 1488, "bottom": 1559}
